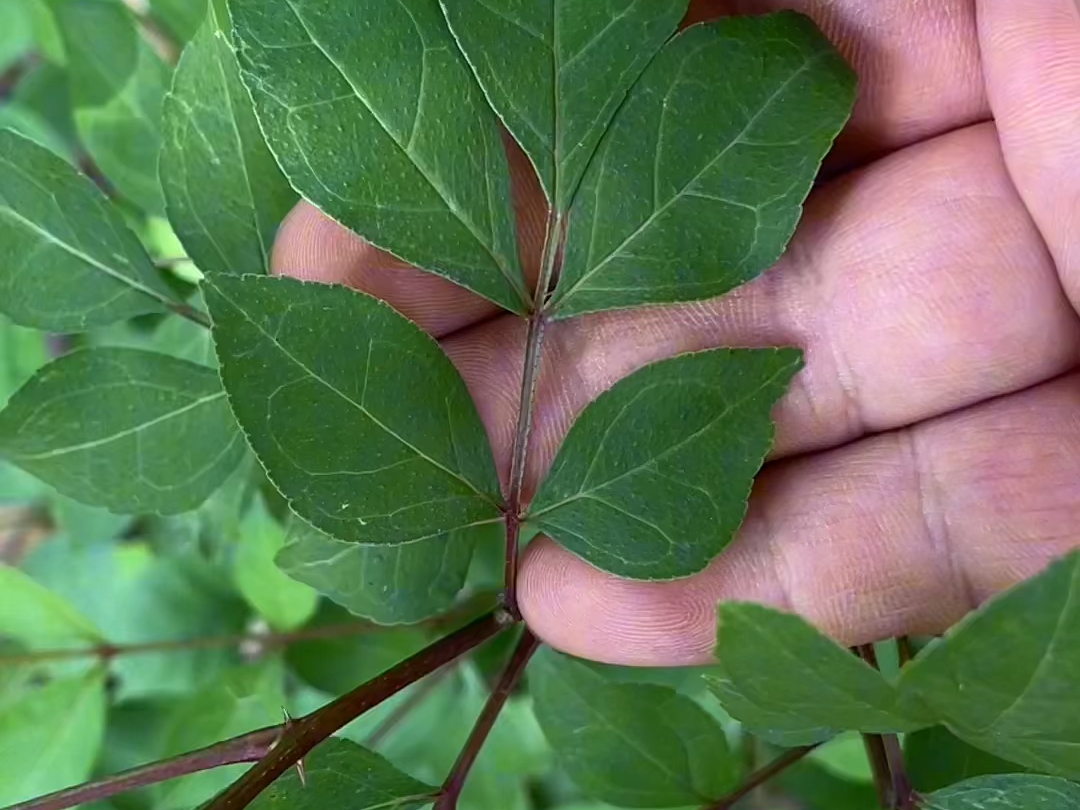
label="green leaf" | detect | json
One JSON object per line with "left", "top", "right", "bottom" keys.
{"left": 0, "top": 669, "right": 108, "bottom": 805}
{"left": 0, "top": 128, "right": 179, "bottom": 330}
{"left": 528, "top": 348, "right": 800, "bottom": 579}
{"left": 24, "top": 0, "right": 65, "bottom": 63}
{"left": 0, "top": 318, "right": 47, "bottom": 406}
{"left": 233, "top": 497, "right": 318, "bottom": 631}
{"left": 0, "top": 62, "right": 78, "bottom": 158}
{"left": 277, "top": 517, "right": 489, "bottom": 625}
{"left": 149, "top": 0, "right": 207, "bottom": 42}
{"left": 161, "top": 0, "right": 297, "bottom": 277}
{"left": 0, "top": 348, "right": 245, "bottom": 514}
{"left": 923, "top": 775, "right": 1080, "bottom": 810}
{"left": 549, "top": 12, "right": 855, "bottom": 318}
{"left": 899, "top": 552, "right": 1080, "bottom": 779}
{"left": 50, "top": 0, "right": 171, "bottom": 213}
{"left": 531, "top": 648, "right": 735, "bottom": 807}
{"left": 229, "top": 0, "right": 528, "bottom": 313}
{"left": 154, "top": 662, "right": 284, "bottom": 809}
{"left": 776, "top": 760, "right": 879, "bottom": 810}
{"left": 442, "top": 0, "right": 687, "bottom": 210}
{"left": 249, "top": 737, "right": 437, "bottom": 810}
{"left": 0, "top": 0, "right": 34, "bottom": 71}
{"left": 710, "top": 602, "right": 922, "bottom": 734}
{"left": 204, "top": 274, "right": 504, "bottom": 546}
{"left": 0, "top": 563, "right": 103, "bottom": 648}
{"left": 707, "top": 673, "right": 834, "bottom": 747}
{"left": 906, "top": 726, "right": 1027, "bottom": 794}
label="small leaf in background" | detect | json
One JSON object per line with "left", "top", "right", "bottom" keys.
{"left": 0, "top": 129, "right": 177, "bottom": 330}
{"left": 550, "top": 12, "right": 855, "bottom": 318}
{"left": 49, "top": 491, "right": 132, "bottom": 546}
{"left": 154, "top": 662, "right": 284, "bottom": 810}
{"left": 0, "top": 0, "right": 34, "bottom": 71}
{"left": 906, "top": 726, "right": 1027, "bottom": 794}
{"left": 0, "top": 563, "right": 103, "bottom": 648}
{"left": 286, "top": 603, "right": 427, "bottom": 696}
{"left": 277, "top": 518, "right": 489, "bottom": 626}
{"left": 711, "top": 602, "right": 922, "bottom": 734}
{"left": 233, "top": 496, "right": 318, "bottom": 631}
{"left": 0, "top": 668, "right": 107, "bottom": 805}
{"left": 248, "top": 737, "right": 437, "bottom": 810}
{"left": 0, "top": 61, "right": 79, "bottom": 158}
{"left": 229, "top": 0, "right": 528, "bottom": 313}
{"left": 0, "top": 318, "right": 47, "bottom": 407}
{"left": 531, "top": 648, "right": 736, "bottom": 808}
{"left": 160, "top": 0, "right": 296, "bottom": 278}
{"left": 23, "top": 535, "right": 250, "bottom": 698}
{"left": 922, "top": 774, "right": 1080, "bottom": 810}
{"left": 149, "top": 0, "right": 208, "bottom": 43}
{"left": 811, "top": 733, "right": 873, "bottom": 784}
{"left": 0, "top": 348, "right": 245, "bottom": 515}
{"left": 775, "top": 759, "right": 879, "bottom": 810}
{"left": 49, "top": 0, "right": 171, "bottom": 214}
{"left": 23, "top": 0, "right": 65, "bottom": 64}
{"left": 204, "top": 274, "right": 503, "bottom": 545}
{"left": 528, "top": 348, "right": 800, "bottom": 579}
{"left": 899, "top": 552, "right": 1080, "bottom": 779}
{"left": 442, "top": 0, "right": 687, "bottom": 210}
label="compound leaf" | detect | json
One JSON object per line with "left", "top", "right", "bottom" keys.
{"left": 0, "top": 669, "right": 107, "bottom": 806}
{"left": 0, "top": 348, "right": 245, "bottom": 514}
{"left": 710, "top": 602, "right": 924, "bottom": 734}
{"left": 528, "top": 348, "right": 800, "bottom": 579}
{"left": 0, "top": 128, "right": 178, "bottom": 331}
{"left": 229, "top": 0, "right": 528, "bottom": 313}
{"left": 277, "top": 517, "right": 487, "bottom": 625}
{"left": 442, "top": 0, "right": 687, "bottom": 210}
{"left": 531, "top": 649, "right": 735, "bottom": 808}
{"left": 161, "top": 0, "right": 297, "bottom": 277}
{"left": 899, "top": 552, "right": 1080, "bottom": 779}
{"left": 248, "top": 737, "right": 437, "bottom": 810}
{"left": 50, "top": 0, "right": 171, "bottom": 213}
{"left": 549, "top": 12, "right": 855, "bottom": 318}
{"left": 204, "top": 274, "right": 503, "bottom": 546}
{"left": 923, "top": 775, "right": 1080, "bottom": 810}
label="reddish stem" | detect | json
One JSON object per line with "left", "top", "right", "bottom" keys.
{"left": 701, "top": 744, "right": 820, "bottom": 810}
{"left": 204, "top": 611, "right": 513, "bottom": 810}
{"left": 433, "top": 629, "right": 541, "bottom": 810}
{"left": 3, "top": 728, "right": 279, "bottom": 810}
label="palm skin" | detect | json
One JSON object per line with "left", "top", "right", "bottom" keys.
{"left": 271, "top": 0, "right": 1080, "bottom": 666}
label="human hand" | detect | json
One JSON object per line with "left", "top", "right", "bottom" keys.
{"left": 270, "top": 0, "right": 1080, "bottom": 666}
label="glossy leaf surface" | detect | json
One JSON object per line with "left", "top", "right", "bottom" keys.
{"left": 161, "top": 0, "right": 296, "bottom": 277}
{"left": 229, "top": 0, "right": 528, "bottom": 312}
{"left": 0, "top": 348, "right": 244, "bottom": 514}
{"left": 442, "top": 0, "right": 687, "bottom": 209}
{"left": 550, "top": 12, "right": 855, "bottom": 317}
{"left": 529, "top": 348, "right": 800, "bottom": 579}
{"left": 204, "top": 274, "right": 503, "bottom": 545}
{"left": 0, "top": 129, "right": 176, "bottom": 330}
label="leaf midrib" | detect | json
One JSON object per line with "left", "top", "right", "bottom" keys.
{"left": 11, "top": 390, "right": 227, "bottom": 461}
{"left": 553, "top": 47, "right": 826, "bottom": 306}
{"left": 209, "top": 280, "right": 500, "bottom": 510}
{"left": 530, "top": 361, "right": 791, "bottom": 518}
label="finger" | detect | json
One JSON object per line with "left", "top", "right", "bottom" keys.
{"left": 976, "top": 0, "right": 1080, "bottom": 307}
{"left": 271, "top": 134, "right": 547, "bottom": 338}
{"left": 445, "top": 123, "right": 1080, "bottom": 489}
{"left": 684, "top": 0, "right": 988, "bottom": 167}
{"left": 517, "top": 373, "right": 1080, "bottom": 666}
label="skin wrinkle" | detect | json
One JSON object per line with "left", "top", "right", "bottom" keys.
{"left": 269, "top": 0, "right": 1080, "bottom": 665}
